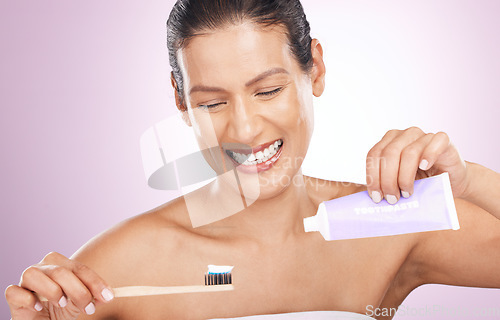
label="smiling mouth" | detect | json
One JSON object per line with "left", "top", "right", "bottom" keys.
{"left": 225, "top": 138, "right": 283, "bottom": 166}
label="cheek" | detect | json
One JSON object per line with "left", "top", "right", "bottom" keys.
{"left": 297, "top": 96, "right": 314, "bottom": 134}
{"left": 279, "top": 81, "right": 315, "bottom": 139}
{"left": 296, "top": 76, "right": 315, "bottom": 124}
{"left": 189, "top": 108, "right": 221, "bottom": 149}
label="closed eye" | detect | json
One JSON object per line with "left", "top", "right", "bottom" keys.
{"left": 198, "top": 87, "right": 284, "bottom": 109}
{"left": 256, "top": 87, "right": 283, "bottom": 97}
{"left": 198, "top": 102, "right": 227, "bottom": 110}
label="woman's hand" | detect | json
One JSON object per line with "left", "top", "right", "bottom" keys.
{"left": 365, "top": 127, "right": 469, "bottom": 204}
{"left": 5, "top": 251, "right": 114, "bottom": 320}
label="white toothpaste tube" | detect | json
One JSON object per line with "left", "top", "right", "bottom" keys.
{"left": 303, "top": 173, "right": 459, "bottom": 240}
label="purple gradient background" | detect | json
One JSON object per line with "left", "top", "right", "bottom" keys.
{"left": 1, "top": 1, "right": 499, "bottom": 319}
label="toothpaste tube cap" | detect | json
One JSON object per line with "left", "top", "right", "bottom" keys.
{"left": 303, "top": 215, "right": 319, "bottom": 233}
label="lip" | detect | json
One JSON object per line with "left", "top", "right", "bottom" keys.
{"left": 226, "top": 138, "right": 282, "bottom": 155}
{"left": 226, "top": 141, "right": 284, "bottom": 174}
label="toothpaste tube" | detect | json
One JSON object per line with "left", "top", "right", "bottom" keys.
{"left": 303, "top": 173, "right": 459, "bottom": 240}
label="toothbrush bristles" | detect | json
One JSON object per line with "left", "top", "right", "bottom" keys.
{"left": 205, "top": 272, "right": 232, "bottom": 285}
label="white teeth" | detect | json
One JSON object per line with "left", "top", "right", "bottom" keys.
{"left": 233, "top": 153, "right": 241, "bottom": 163}
{"left": 228, "top": 139, "right": 283, "bottom": 166}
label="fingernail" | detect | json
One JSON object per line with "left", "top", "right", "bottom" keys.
{"left": 401, "top": 191, "right": 410, "bottom": 198}
{"left": 59, "top": 296, "right": 67, "bottom": 308}
{"left": 85, "top": 302, "right": 96, "bottom": 315}
{"left": 101, "top": 288, "right": 114, "bottom": 302}
{"left": 386, "top": 194, "right": 398, "bottom": 205}
{"left": 419, "top": 159, "right": 429, "bottom": 170}
{"left": 34, "top": 301, "right": 43, "bottom": 311}
{"left": 371, "top": 191, "right": 382, "bottom": 203}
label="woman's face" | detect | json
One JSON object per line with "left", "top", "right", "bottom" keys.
{"left": 175, "top": 22, "right": 325, "bottom": 199}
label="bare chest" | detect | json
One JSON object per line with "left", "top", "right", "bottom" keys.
{"left": 115, "top": 234, "right": 413, "bottom": 320}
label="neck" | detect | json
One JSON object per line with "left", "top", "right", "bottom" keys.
{"left": 219, "top": 171, "right": 318, "bottom": 245}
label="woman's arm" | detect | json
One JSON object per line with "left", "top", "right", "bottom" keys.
{"left": 5, "top": 211, "right": 165, "bottom": 320}
{"left": 70, "top": 213, "right": 164, "bottom": 320}
{"left": 409, "top": 198, "right": 500, "bottom": 288}
{"left": 461, "top": 161, "right": 500, "bottom": 219}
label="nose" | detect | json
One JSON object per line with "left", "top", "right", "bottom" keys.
{"left": 227, "top": 97, "right": 262, "bottom": 145}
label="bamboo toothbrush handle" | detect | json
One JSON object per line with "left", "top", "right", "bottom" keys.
{"left": 113, "top": 284, "right": 234, "bottom": 297}
{"left": 36, "top": 284, "right": 234, "bottom": 302}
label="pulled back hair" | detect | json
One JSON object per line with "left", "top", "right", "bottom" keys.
{"left": 167, "top": 0, "right": 313, "bottom": 107}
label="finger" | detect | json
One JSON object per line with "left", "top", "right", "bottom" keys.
{"left": 366, "top": 144, "right": 383, "bottom": 203}
{"left": 43, "top": 252, "right": 114, "bottom": 304}
{"left": 71, "top": 262, "right": 114, "bottom": 304}
{"left": 366, "top": 130, "right": 401, "bottom": 203}
{"left": 40, "top": 265, "right": 96, "bottom": 315}
{"left": 20, "top": 266, "right": 67, "bottom": 308}
{"left": 399, "top": 133, "right": 434, "bottom": 197}
{"left": 419, "top": 132, "right": 451, "bottom": 170}
{"left": 5, "top": 284, "right": 43, "bottom": 314}
{"left": 379, "top": 127, "right": 425, "bottom": 204}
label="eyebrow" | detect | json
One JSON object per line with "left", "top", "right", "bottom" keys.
{"left": 245, "top": 67, "right": 289, "bottom": 87}
{"left": 188, "top": 67, "right": 289, "bottom": 95}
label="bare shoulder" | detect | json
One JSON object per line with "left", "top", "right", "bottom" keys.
{"left": 72, "top": 196, "right": 193, "bottom": 271}
{"left": 71, "top": 196, "right": 193, "bottom": 319}
{"left": 73, "top": 197, "right": 189, "bottom": 256}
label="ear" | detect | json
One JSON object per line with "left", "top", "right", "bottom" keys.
{"left": 170, "top": 72, "right": 191, "bottom": 126}
{"left": 310, "top": 39, "right": 326, "bottom": 97}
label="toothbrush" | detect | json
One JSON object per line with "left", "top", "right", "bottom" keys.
{"left": 113, "top": 270, "right": 233, "bottom": 297}
{"left": 37, "top": 265, "right": 233, "bottom": 301}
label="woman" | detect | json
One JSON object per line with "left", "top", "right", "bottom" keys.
{"left": 5, "top": 0, "right": 500, "bottom": 319}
